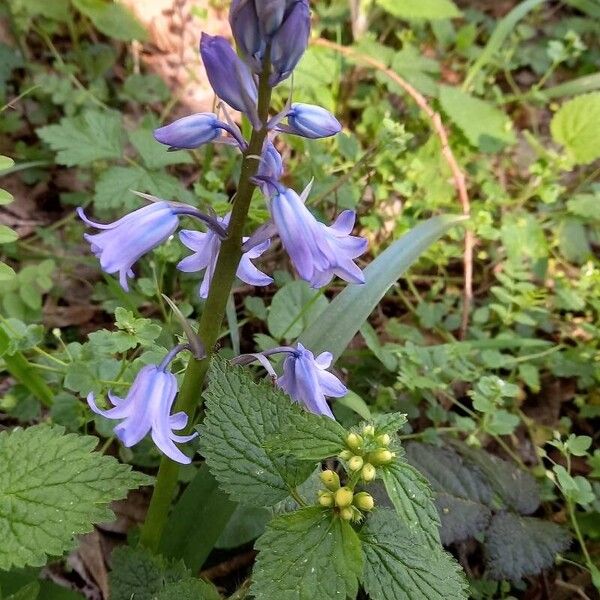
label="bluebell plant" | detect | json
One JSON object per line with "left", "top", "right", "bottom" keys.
{"left": 78, "top": 0, "right": 368, "bottom": 551}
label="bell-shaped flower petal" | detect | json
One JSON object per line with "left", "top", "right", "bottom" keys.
{"left": 154, "top": 113, "right": 223, "bottom": 150}
{"left": 230, "top": 0, "right": 264, "bottom": 67}
{"left": 178, "top": 214, "right": 272, "bottom": 298}
{"left": 257, "top": 140, "right": 283, "bottom": 181}
{"left": 87, "top": 365, "right": 197, "bottom": 464}
{"left": 269, "top": 186, "right": 367, "bottom": 288}
{"left": 277, "top": 343, "right": 347, "bottom": 418}
{"left": 78, "top": 202, "right": 179, "bottom": 291}
{"left": 270, "top": 0, "right": 310, "bottom": 85}
{"left": 200, "top": 34, "right": 258, "bottom": 118}
{"left": 284, "top": 103, "right": 341, "bottom": 139}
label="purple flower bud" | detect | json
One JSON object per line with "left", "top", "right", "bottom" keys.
{"left": 278, "top": 343, "right": 347, "bottom": 418}
{"left": 230, "top": 0, "right": 264, "bottom": 68}
{"left": 285, "top": 103, "right": 342, "bottom": 139}
{"left": 270, "top": 0, "right": 310, "bottom": 85}
{"left": 256, "top": 0, "right": 296, "bottom": 35}
{"left": 154, "top": 113, "right": 222, "bottom": 150}
{"left": 258, "top": 140, "right": 283, "bottom": 180}
{"left": 87, "top": 364, "right": 197, "bottom": 464}
{"left": 178, "top": 214, "right": 273, "bottom": 298}
{"left": 78, "top": 202, "right": 179, "bottom": 291}
{"left": 200, "top": 33, "right": 258, "bottom": 117}
{"left": 269, "top": 186, "right": 367, "bottom": 288}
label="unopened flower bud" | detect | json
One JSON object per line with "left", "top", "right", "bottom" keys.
{"left": 346, "top": 432, "right": 363, "bottom": 451}
{"left": 334, "top": 486, "right": 354, "bottom": 508}
{"left": 320, "top": 469, "right": 340, "bottom": 491}
{"left": 361, "top": 463, "right": 376, "bottom": 482}
{"left": 376, "top": 433, "right": 391, "bottom": 446}
{"left": 339, "top": 449, "right": 353, "bottom": 460}
{"left": 339, "top": 506, "right": 354, "bottom": 521}
{"left": 370, "top": 449, "right": 394, "bottom": 465}
{"left": 353, "top": 492, "right": 375, "bottom": 511}
{"left": 362, "top": 425, "right": 375, "bottom": 436}
{"left": 348, "top": 455, "right": 364, "bottom": 472}
{"left": 318, "top": 490, "right": 334, "bottom": 507}
{"left": 284, "top": 103, "right": 341, "bottom": 139}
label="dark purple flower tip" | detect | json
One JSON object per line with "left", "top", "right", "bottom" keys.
{"left": 229, "top": 0, "right": 264, "bottom": 68}
{"left": 153, "top": 113, "right": 222, "bottom": 150}
{"left": 269, "top": 0, "right": 311, "bottom": 85}
{"left": 200, "top": 33, "right": 258, "bottom": 117}
{"left": 285, "top": 103, "right": 342, "bottom": 139}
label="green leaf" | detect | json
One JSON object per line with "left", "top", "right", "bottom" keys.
{"left": 216, "top": 503, "right": 271, "bottom": 549}
{"left": 376, "top": 0, "right": 461, "bottom": 20}
{"left": 0, "top": 188, "right": 14, "bottom": 205}
{"left": 0, "top": 425, "right": 151, "bottom": 570}
{"left": 18, "top": 0, "right": 69, "bottom": 20}
{"left": 439, "top": 86, "right": 515, "bottom": 151}
{"left": 0, "top": 224, "right": 18, "bottom": 244}
{"left": 0, "top": 155, "right": 15, "bottom": 171}
{"left": 109, "top": 546, "right": 188, "bottom": 600}
{"left": 199, "top": 358, "right": 315, "bottom": 507}
{"left": 266, "top": 411, "right": 347, "bottom": 460}
{"left": 551, "top": 92, "right": 600, "bottom": 165}
{"left": 567, "top": 193, "right": 600, "bottom": 220}
{"left": 4, "top": 582, "right": 39, "bottom": 600}
{"left": 361, "top": 510, "right": 468, "bottom": 600}
{"left": 129, "top": 129, "right": 193, "bottom": 170}
{"left": 155, "top": 579, "right": 221, "bottom": 600}
{"left": 159, "top": 464, "right": 237, "bottom": 572}
{"left": 380, "top": 461, "right": 441, "bottom": 548}
{"left": 251, "top": 507, "right": 362, "bottom": 600}
{"left": 71, "top": 0, "right": 147, "bottom": 41}
{"left": 372, "top": 412, "right": 408, "bottom": 435}
{"left": 405, "top": 443, "right": 492, "bottom": 544}
{"left": 300, "top": 215, "right": 466, "bottom": 361}
{"left": 485, "top": 512, "right": 570, "bottom": 580}
{"left": 94, "top": 166, "right": 149, "bottom": 211}
{"left": 0, "top": 261, "right": 16, "bottom": 281}
{"left": 267, "top": 281, "right": 328, "bottom": 341}
{"left": 37, "top": 110, "right": 124, "bottom": 167}
{"left": 559, "top": 217, "right": 591, "bottom": 264}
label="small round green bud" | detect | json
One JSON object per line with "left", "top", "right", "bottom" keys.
{"left": 318, "top": 490, "right": 334, "bottom": 507}
{"left": 339, "top": 507, "right": 354, "bottom": 521}
{"left": 320, "top": 470, "right": 340, "bottom": 491}
{"left": 370, "top": 449, "right": 394, "bottom": 465}
{"left": 334, "top": 486, "right": 354, "bottom": 508}
{"left": 361, "top": 463, "right": 376, "bottom": 482}
{"left": 353, "top": 492, "right": 375, "bottom": 511}
{"left": 346, "top": 432, "right": 363, "bottom": 451}
{"left": 362, "top": 425, "right": 375, "bottom": 436}
{"left": 376, "top": 433, "right": 391, "bottom": 446}
{"left": 339, "top": 449, "right": 353, "bottom": 460}
{"left": 348, "top": 455, "right": 364, "bottom": 471}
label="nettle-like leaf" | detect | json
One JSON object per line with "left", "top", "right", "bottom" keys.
{"left": 360, "top": 509, "right": 468, "bottom": 600}
{"left": 0, "top": 425, "right": 151, "bottom": 570}
{"left": 372, "top": 411, "right": 408, "bottom": 434}
{"left": 155, "top": 579, "right": 222, "bottom": 600}
{"left": 485, "top": 512, "right": 571, "bottom": 581}
{"left": 37, "top": 110, "right": 124, "bottom": 167}
{"left": 199, "top": 358, "right": 315, "bottom": 507}
{"left": 453, "top": 442, "right": 540, "bottom": 514}
{"left": 406, "top": 442, "right": 493, "bottom": 544}
{"left": 380, "top": 460, "right": 441, "bottom": 548}
{"left": 251, "top": 507, "right": 362, "bottom": 600}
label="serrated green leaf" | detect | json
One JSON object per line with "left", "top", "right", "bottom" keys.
{"left": 439, "top": 86, "right": 515, "bottom": 151}
{"left": 0, "top": 155, "right": 15, "bottom": 171}
{"left": 0, "top": 224, "right": 18, "bottom": 244}
{"left": 37, "top": 111, "right": 123, "bottom": 167}
{"left": 361, "top": 509, "right": 468, "bottom": 600}
{"left": 71, "top": 0, "right": 147, "bottom": 41}
{"left": 380, "top": 460, "right": 441, "bottom": 548}
{"left": 129, "top": 129, "right": 193, "bottom": 170}
{"left": 485, "top": 512, "right": 571, "bottom": 580}
{"left": 155, "top": 579, "right": 222, "bottom": 600}
{"left": 266, "top": 410, "right": 347, "bottom": 460}
{"left": 0, "top": 425, "right": 151, "bottom": 570}
{"left": 372, "top": 412, "right": 408, "bottom": 435}
{"left": 0, "top": 188, "right": 14, "bottom": 205}
{"left": 199, "top": 358, "right": 315, "bottom": 507}
{"left": 251, "top": 507, "right": 362, "bottom": 600}
{"left": 376, "top": 0, "right": 461, "bottom": 20}
{"left": 94, "top": 166, "right": 150, "bottom": 211}
{"left": 551, "top": 92, "right": 600, "bottom": 164}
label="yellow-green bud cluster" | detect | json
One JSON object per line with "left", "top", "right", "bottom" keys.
{"left": 339, "top": 425, "right": 395, "bottom": 483}
{"left": 316, "top": 471, "right": 375, "bottom": 520}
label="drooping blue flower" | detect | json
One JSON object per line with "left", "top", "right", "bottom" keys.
{"left": 269, "top": 186, "right": 367, "bottom": 288}
{"left": 283, "top": 103, "right": 342, "bottom": 139}
{"left": 200, "top": 33, "right": 258, "bottom": 119}
{"left": 269, "top": 0, "right": 310, "bottom": 85}
{"left": 154, "top": 113, "right": 223, "bottom": 150}
{"left": 277, "top": 343, "right": 347, "bottom": 418}
{"left": 178, "top": 214, "right": 273, "bottom": 298}
{"left": 78, "top": 202, "right": 179, "bottom": 291}
{"left": 87, "top": 364, "right": 197, "bottom": 464}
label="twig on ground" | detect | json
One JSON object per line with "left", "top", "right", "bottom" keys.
{"left": 200, "top": 550, "right": 257, "bottom": 581}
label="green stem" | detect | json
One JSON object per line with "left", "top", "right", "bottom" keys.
{"left": 139, "top": 59, "right": 273, "bottom": 552}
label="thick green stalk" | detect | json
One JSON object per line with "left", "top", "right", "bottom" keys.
{"left": 139, "top": 63, "right": 273, "bottom": 551}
